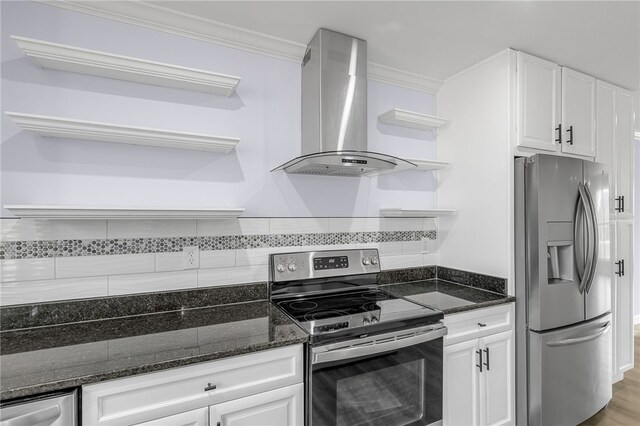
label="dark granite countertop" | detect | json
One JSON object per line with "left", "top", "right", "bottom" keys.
{"left": 0, "top": 301, "right": 307, "bottom": 401}
{"left": 381, "top": 279, "right": 515, "bottom": 314}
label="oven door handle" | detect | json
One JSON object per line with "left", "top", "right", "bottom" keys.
{"left": 312, "top": 327, "right": 447, "bottom": 365}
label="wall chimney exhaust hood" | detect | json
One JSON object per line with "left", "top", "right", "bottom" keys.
{"left": 272, "top": 29, "right": 417, "bottom": 177}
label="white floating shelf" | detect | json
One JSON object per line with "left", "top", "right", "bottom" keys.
{"left": 6, "top": 112, "right": 240, "bottom": 153}
{"left": 12, "top": 35, "right": 241, "bottom": 96}
{"left": 378, "top": 108, "right": 448, "bottom": 130}
{"left": 380, "top": 209, "right": 456, "bottom": 218}
{"left": 4, "top": 205, "right": 245, "bottom": 219}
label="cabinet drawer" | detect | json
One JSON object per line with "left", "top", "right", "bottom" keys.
{"left": 444, "top": 304, "right": 513, "bottom": 346}
{"left": 83, "top": 344, "right": 303, "bottom": 426}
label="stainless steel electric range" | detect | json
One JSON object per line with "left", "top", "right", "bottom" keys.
{"left": 269, "top": 249, "right": 447, "bottom": 426}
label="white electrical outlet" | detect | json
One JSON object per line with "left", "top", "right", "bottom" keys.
{"left": 183, "top": 246, "right": 200, "bottom": 269}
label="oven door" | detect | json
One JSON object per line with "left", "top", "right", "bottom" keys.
{"left": 310, "top": 325, "right": 446, "bottom": 426}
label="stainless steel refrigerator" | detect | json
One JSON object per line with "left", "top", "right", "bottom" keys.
{"left": 515, "top": 154, "right": 612, "bottom": 426}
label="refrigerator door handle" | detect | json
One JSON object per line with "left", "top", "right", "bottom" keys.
{"left": 575, "top": 183, "right": 594, "bottom": 294}
{"left": 546, "top": 321, "right": 611, "bottom": 347}
{"left": 583, "top": 184, "right": 599, "bottom": 294}
{"left": 574, "top": 194, "right": 586, "bottom": 284}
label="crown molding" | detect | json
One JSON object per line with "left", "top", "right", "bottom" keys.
{"left": 39, "top": 0, "right": 442, "bottom": 93}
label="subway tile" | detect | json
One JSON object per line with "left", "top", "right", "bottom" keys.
{"left": 379, "top": 254, "right": 424, "bottom": 270}
{"left": 0, "top": 219, "right": 107, "bottom": 241}
{"left": 380, "top": 218, "right": 423, "bottom": 232}
{"left": 55, "top": 254, "right": 155, "bottom": 279}
{"left": 424, "top": 253, "right": 438, "bottom": 265}
{"left": 427, "top": 237, "right": 438, "bottom": 253}
{"left": 155, "top": 252, "right": 184, "bottom": 272}
{"left": 198, "top": 265, "right": 267, "bottom": 287}
{"left": 0, "top": 258, "right": 55, "bottom": 283}
{"left": 107, "top": 220, "right": 196, "bottom": 238}
{"left": 197, "top": 218, "right": 269, "bottom": 236}
{"left": 0, "top": 277, "right": 108, "bottom": 306}
{"left": 108, "top": 270, "right": 197, "bottom": 296}
{"left": 200, "top": 250, "right": 236, "bottom": 269}
{"left": 402, "top": 240, "right": 428, "bottom": 254}
{"left": 236, "top": 247, "right": 300, "bottom": 267}
{"left": 269, "top": 218, "right": 329, "bottom": 234}
{"left": 329, "top": 218, "right": 380, "bottom": 233}
{"left": 299, "top": 244, "right": 354, "bottom": 252}
{"left": 377, "top": 242, "right": 403, "bottom": 256}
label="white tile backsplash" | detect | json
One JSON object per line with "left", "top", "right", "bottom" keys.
{"left": 269, "top": 218, "right": 329, "bottom": 234}
{"left": 155, "top": 252, "right": 184, "bottom": 272}
{"left": 107, "top": 219, "right": 196, "bottom": 238}
{"left": 198, "top": 265, "right": 268, "bottom": 287}
{"left": 0, "top": 258, "right": 55, "bottom": 283}
{"left": 0, "top": 217, "right": 439, "bottom": 305}
{"left": 200, "top": 249, "right": 236, "bottom": 269}
{"left": 197, "top": 218, "right": 269, "bottom": 236}
{"left": 55, "top": 254, "right": 155, "bottom": 279}
{"left": 329, "top": 218, "right": 381, "bottom": 233}
{"left": 108, "top": 270, "right": 197, "bottom": 296}
{"left": 0, "top": 277, "right": 108, "bottom": 305}
{"left": 0, "top": 219, "right": 107, "bottom": 242}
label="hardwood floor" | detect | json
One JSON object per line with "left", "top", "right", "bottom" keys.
{"left": 580, "top": 324, "right": 640, "bottom": 426}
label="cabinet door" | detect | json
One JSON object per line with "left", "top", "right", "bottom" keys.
{"left": 613, "top": 221, "right": 634, "bottom": 379}
{"left": 614, "top": 88, "right": 635, "bottom": 219}
{"left": 134, "top": 407, "right": 209, "bottom": 426}
{"left": 516, "top": 52, "right": 561, "bottom": 152}
{"left": 596, "top": 80, "right": 616, "bottom": 214}
{"left": 443, "top": 339, "right": 480, "bottom": 426}
{"left": 479, "top": 330, "right": 514, "bottom": 426}
{"left": 210, "top": 383, "right": 303, "bottom": 426}
{"left": 561, "top": 67, "right": 596, "bottom": 157}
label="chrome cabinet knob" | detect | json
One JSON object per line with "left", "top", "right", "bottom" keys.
{"left": 371, "top": 316, "right": 378, "bottom": 323}
{"left": 362, "top": 257, "right": 371, "bottom": 265}
{"left": 363, "top": 318, "right": 370, "bottom": 325}
{"left": 370, "top": 257, "right": 379, "bottom": 265}
{"left": 276, "top": 263, "right": 286, "bottom": 272}
{"left": 288, "top": 263, "right": 297, "bottom": 272}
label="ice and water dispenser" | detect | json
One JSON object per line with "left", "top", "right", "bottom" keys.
{"left": 546, "top": 221, "right": 574, "bottom": 283}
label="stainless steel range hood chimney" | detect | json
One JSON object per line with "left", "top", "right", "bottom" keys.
{"left": 272, "top": 29, "right": 416, "bottom": 177}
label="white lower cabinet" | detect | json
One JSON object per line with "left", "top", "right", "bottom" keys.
{"left": 613, "top": 220, "right": 634, "bottom": 381}
{"left": 210, "top": 383, "right": 303, "bottom": 426}
{"left": 443, "top": 305, "right": 515, "bottom": 426}
{"left": 134, "top": 407, "right": 209, "bottom": 426}
{"left": 82, "top": 344, "right": 303, "bottom": 426}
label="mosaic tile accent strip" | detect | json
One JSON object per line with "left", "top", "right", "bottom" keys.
{"left": 0, "top": 230, "right": 437, "bottom": 260}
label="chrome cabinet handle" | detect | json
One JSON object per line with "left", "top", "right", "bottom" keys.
{"left": 476, "top": 349, "right": 483, "bottom": 372}
{"left": 566, "top": 125, "right": 574, "bottom": 145}
{"left": 204, "top": 383, "right": 217, "bottom": 392}
{"left": 483, "top": 348, "right": 490, "bottom": 371}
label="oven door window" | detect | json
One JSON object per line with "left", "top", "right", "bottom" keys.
{"left": 311, "top": 338, "right": 442, "bottom": 426}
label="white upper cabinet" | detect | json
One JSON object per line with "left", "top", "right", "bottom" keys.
{"left": 516, "top": 52, "right": 561, "bottom": 152}
{"left": 561, "top": 67, "right": 596, "bottom": 157}
{"left": 614, "top": 88, "right": 635, "bottom": 219}
{"left": 517, "top": 52, "right": 597, "bottom": 159}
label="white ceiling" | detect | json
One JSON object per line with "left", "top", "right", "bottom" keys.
{"left": 150, "top": 0, "right": 640, "bottom": 90}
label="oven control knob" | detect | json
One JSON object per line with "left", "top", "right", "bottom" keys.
{"left": 288, "top": 263, "right": 297, "bottom": 272}
{"left": 371, "top": 316, "right": 378, "bottom": 323}
{"left": 276, "top": 263, "right": 286, "bottom": 273}
{"left": 363, "top": 318, "right": 370, "bottom": 325}
{"left": 371, "top": 257, "right": 379, "bottom": 265}
{"left": 362, "top": 257, "right": 371, "bottom": 265}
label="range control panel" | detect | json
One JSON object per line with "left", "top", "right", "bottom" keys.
{"left": 270, "top": 249, "right": 380, "bottom": 282}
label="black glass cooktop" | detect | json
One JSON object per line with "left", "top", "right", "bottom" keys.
{"left": 275, "top": 289, "right": 443, "bottom": 343}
